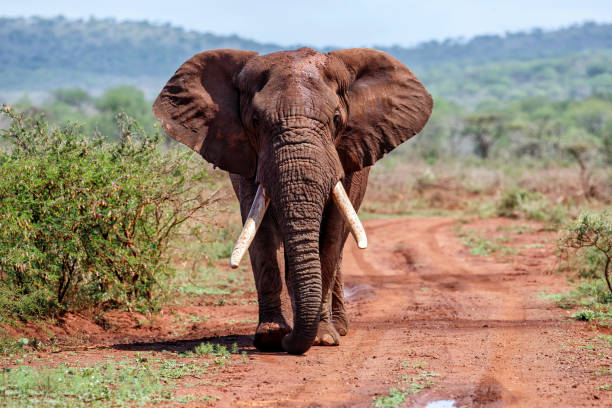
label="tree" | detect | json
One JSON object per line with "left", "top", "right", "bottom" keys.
{"left": 51, "top": 88, "right": 92, "bottom": 108}
{"left": 462, "top": 114, "right": 505, "bottom": 159}
{"left": 560, "top": 211, "right": 611, "bottom": 294}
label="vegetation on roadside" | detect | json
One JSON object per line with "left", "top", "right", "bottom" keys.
{"left": 0, "top": 107, "right": 224, "bottom": 320}
{"left": 373, "top": 361, "right": 438, "bottom": 408}
{"left": 560, "top": 211, "right": 611, "bottom": 292}
{"left": 456, "top": 225, "right": 516, "bottom": 257}
{"left": 546, "top": 211, "right": 612, "bottom": 325}
{"left": 0, "top": 342, "right": 245, "bottom": 407}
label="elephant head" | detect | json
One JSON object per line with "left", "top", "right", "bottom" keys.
{"left": 153, "top": 47, "right": 432, "bottom": 354}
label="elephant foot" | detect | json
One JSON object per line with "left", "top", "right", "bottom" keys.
{"left": 332, "top": 311, "right": 349, "bottom": 336}
{"left": 313, "top": 320, "right": 340, "bottom": 346}
{"left": 254, "top": 319, "right": 291, "bottom": 352}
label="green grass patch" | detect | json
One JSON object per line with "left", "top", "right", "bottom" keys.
{"left": 456, "top": 226, "right": 517, "bottom": 257}
{"left": 1, "top": 359, "right": 171, "bottom": 407}
{"left": 172, "top": 265, "right": 252, "bottom": 303}
{"left": 181, "top": 341, "right": 247, "bottom": 366}
{"left": 0, "top": 349, "right": 248, "bottom": 407}
{"left": 372, "top": 361, "right": 438, "bottom": 408}
{"left": 373, "top": 370, "right": 438, "bottom": 408}
{"left": 0, "top": 336, "right": 28, "bottom": 356}
{"left": 496, "top": 224, "right": 535, "bottom": 234}
{"left": 544, "top": 280, "right": 612, "bottom": 325}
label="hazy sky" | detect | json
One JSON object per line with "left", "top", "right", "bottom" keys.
{"left": 2, "top": 1, "right": 611, "bottom": 47}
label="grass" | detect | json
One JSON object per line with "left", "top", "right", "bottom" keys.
{"left": 0, "top": 336, "right": 28, "bottom": 356}
{"left": 1, "top": 359, "right": 171, "bottom": 407}
{"left": 544, "top": 278, "right": 612, "bottom": 325}
{"left": 364, "top": 157, "right": 606, "bottom": 223}
{"left": 572, "top": 309, "right": 599, "bottom": 321}
{"left": 170, "top": 262, "right": 254, "bottom": 306}
{"left": 594, "top": 368, "right": 612, "bottom": 376}
{"left": 181, "top": 341, "right": 248, "bottom": 366}
{"left": 0, "top": 342, "right": 247, "bottom": 407}
{"left": 373, "top": 388, "right": 410, "bottom": 408}
{"left": 373, "top": 371, "right": 438, "bottom": 408}
{"left": 576, "top": 335, "right": 612, "bottom": 356}
{"left": 542, "top": 210, "right": 612, "bottom": 331}
{"left": 496, "top": 224, "right": 534, "bottom": 234}
{"left": 456, "top": 226, "right": 517, "bottom": 257}
{"left": 373, "top": 359, "right": 438, "bottom": 408}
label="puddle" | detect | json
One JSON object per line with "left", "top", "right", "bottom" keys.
{"left": 424, "top": 401, "right": 456, "bottom": 408}
{"left": 343, "top": 284, "right": 375, "bottom": 302}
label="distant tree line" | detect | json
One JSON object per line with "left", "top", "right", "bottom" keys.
{"left": 12, "top": 86, "right": 157, "bottom": 138}
{"left": 397, "top": 93, "right": 612, "bottom": 169}
{"left": 1, "top": 17, "right": 611, "bottom": 105}
{"left": 11, "top": 85, "right": 611, "bottom": 169}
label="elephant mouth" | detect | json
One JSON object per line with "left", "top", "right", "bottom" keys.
{"left": 229, "top": 181, "right": 367, "bottom": 269}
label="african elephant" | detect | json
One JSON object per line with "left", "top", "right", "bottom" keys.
{"left": 153, "top": 47, "right": 432, "bottom": 354}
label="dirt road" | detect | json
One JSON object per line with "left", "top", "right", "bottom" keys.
{"left": 8, "top": 217, "right": 610, "bottom": 407}
{"left": 199, "top": 217, "right": 609, "bottom": 407}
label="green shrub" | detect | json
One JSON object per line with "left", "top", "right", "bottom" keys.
{"left": 497, "top": 188, "right": 536, "bottom": 217}
{"left": 559, "top": 210, "right": 611, "bottom": 293}
{"left": 0, "top": 106, "right": 219, "bottom": 318}
{"left": 496, "top": 188, "right": 566, "bottom": 225}
{"left": 572, "top": 309, "right": 597, "bottom": 321}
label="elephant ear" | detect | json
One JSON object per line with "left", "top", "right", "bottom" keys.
{"left": 153, "top": 49, "right": 258, "bottom": 177}
{"left": 330, "top": 48, "right": 433, "bottom": 172}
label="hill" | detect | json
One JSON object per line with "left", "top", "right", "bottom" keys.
{"left": 1, "top": 16, "right": 611, "bottom": 105}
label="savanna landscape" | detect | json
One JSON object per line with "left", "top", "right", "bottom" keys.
{"left": 0, "top": 14, "right": 611, "bottom": 408}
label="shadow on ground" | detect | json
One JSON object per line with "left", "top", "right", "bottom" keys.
{"left": 111, "top": 334, "right": 286, "bottom": 356}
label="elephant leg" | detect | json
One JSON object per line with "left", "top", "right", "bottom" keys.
{"left": 230, "top": 175, "right": 290, "bottom": 351}
{"left": 314, "top": 289, "right": 340, "bottom": 346}
{"left": 312, "top": 201, "right": 348, "bottom": 347}
{"left": 314, "top": 169, "right": 370, "bottom": 345}
{"left": 331, "top": 254, "right": 349, "bottom": 336}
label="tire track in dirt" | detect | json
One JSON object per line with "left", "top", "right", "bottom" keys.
{"left": 179, "top": 217, "right": 607, "bottom": 407}
{"left": 419, "top": 219, "right": 533, "bottom": 405}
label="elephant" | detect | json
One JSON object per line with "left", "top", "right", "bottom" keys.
{"left": 153, "top": 47, "right": 432, "bottom": 354}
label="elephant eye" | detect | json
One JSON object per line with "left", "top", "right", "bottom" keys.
{"left": 333, "top": 112, "right": 341, "bottom": 128}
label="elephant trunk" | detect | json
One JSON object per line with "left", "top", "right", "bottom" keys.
{"left": 279, "top": 195, "right": 324, "bottom": 354}
{"left": 261, "top": 125, "right": 341, "bottom": 354}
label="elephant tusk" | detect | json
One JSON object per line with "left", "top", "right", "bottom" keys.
{"left": 332, "top": 181, "right": 367, "bottom": 249}
{"left": 230, "top": 184, "right": 270, "bottom": 269}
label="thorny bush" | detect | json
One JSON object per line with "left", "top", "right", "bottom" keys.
{"left": 0, "top": 106, "right": 220, "bottom": 319}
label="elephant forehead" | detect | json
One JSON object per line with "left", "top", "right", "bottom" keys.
{"left": 270, "top": 51, "right": 326, "bottom": 84}
{"left": 286, "top": 59, "right": 326, "bottom": 102}
{"left": 245, "top": 48, "right": 337, "bottom": 114}
{"left": 280, "top": 56, "right": 332, "bottom": 103}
